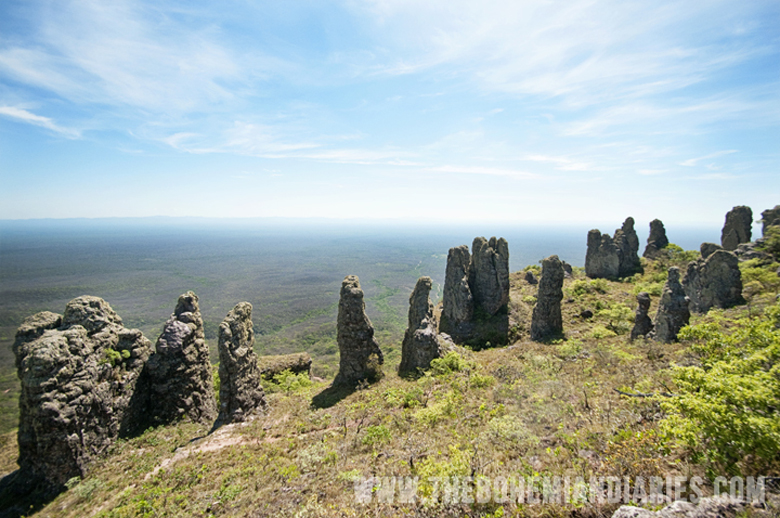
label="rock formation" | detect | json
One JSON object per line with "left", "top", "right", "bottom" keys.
{"left": 643, "top": 219, "right": 669, "bottom": 259}
{"left": 215, "top": 302, "right": 267, "bottom": 426}
{"left": 630, "top": 292, "right": 653, "bottom": 340}
{"left": 12, "top": 296, "right": 152, "bottom": 491}
{"left": 614, "top": 217, "right": 641, "bottom": 276}
{"left": 398, "top": 276, "right": 443, "bottom": 375}
{"left": 650, "top": 267, "right": 690, "bottom": 343}
{"left": 469, "top": 237, "right": 510, "bottom": 316}
{"left": 333, "top": 275, "right": 384, "bottom": 387}
{"left": 530, "top": 255, "right": 564, "bottom": 341}
{"left": 524, "top": 270, "right": 538, "bottom": 285}
{"left": 700, "top": 242, "right": 722, "bottom": 259}
{"left": 142, "top": 292, "right": 217, "bottom": 427}
{"left": 761, "top": 205, "right": 780, "bottom": 236}
{"left": 258, "top": 353, "right": 313, "bottom": 380}
{"left": 612, "top": 495, "right": 753, "bottom": 518}
{"left": 440, "top": 245, "right": 474, "bottom": 338}
{"left": 721, "top": 205, "right": 752, "bottom": 250}
{"left": 683, "top": 249, "right": 743, "bottom": 313}
{"left": 440, "top": 238, "right": 510, "bottom": 346}
{"left": 561, "top": 261, "right": 573, "bottom": 278}
{"left": 585, "top": 229, "right": 620, "bottom": 278}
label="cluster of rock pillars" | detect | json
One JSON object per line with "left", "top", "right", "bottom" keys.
{"left": 7, "top": 204, "right": 780, "bottom": 499}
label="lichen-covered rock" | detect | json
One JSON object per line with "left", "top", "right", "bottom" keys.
{"left": 258, "top": 352, "right": 312, "bottom": 380}
{"left": 700, "top": 242, "right": 722, "bottom": 259}
{"left": 142, "top": 292, "right": 217, "bottom": 427}
{"left": 399, "top": 277, "right": 442, "bottom": 375}
{"left": 630, "top": 292, "right": 653, "bottom": 340}
{"left": 683, "top": 250, "right": 743, "bottom": 313}
{"left": 650, "top": 268, "right": 690, "bottom": 343}
{"left": 615, "top": 217, "right": 641, "bottom": 276}
{"left": 643, "top": 219, "right": 669, "bottom": 259}
{"left": 216, "top": 302, "right": 267, "bottom": 426}
{"left": 469, "top": 237, "right": 510, "bottom": 316}
{"left": 440, "top": 245, "right": 474, "bottom": 339}
{"left": 530, "top": 255, "right": 564, "bottom": 341}
{"left": 761, "top": 205, "right": 780, "bottom": 236}
{"left": 721, "top": 205, "right": 753, "bottom": 250}
{"left": 612, "top": 495, "right": 752, "bottom": 518}
{"left": 585, "top": 229, "right": 620, "bottom": 278}
{"left": 13, "top": 297, "right": 152, "bottom": 491}
{"left": 333, "top": 276, "right": 384, "bottom": 387}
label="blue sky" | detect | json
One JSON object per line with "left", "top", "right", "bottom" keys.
{"left": 0, "top": 0, "right": 778, "bottom": 224}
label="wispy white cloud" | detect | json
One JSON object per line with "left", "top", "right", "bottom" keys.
{"left": 426, "top": 165, "right": 538, "bottom": 179}
{"left": 0, "top": 106, "right": 80, "bottom": 138}
{"left": 523, "top": 154, "right": 594, "bottom": 172}
{"left": 680, "top": 150, "right": 738, "bottom": 167}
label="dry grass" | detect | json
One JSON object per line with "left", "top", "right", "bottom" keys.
{"left": 5, "top": 254, "right": 779, "bottom": 517}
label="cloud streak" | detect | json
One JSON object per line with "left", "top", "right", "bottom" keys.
{"left": 0, "top": 106, "right": 80, "bottom": 138}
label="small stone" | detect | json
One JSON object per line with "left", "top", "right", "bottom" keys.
{"left": 580, "top": 309, "right": 594, "bottom": 319}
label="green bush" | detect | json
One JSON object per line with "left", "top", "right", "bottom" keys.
{"left": 661, "top": 308, "right": 780, "bottom": 475}
{"left": 430, "top": 352, "right": 474, "bottom": 376}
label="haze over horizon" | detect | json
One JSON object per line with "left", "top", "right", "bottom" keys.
{"left": 1, "top": 1, "right": 778, "bottom": 225}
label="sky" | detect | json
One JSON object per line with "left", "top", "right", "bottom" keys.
{"left": 0, "top": 0, "right": 778, "bottom": 225}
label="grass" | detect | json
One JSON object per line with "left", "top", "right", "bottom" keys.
{"left": 3, "top": 236, "right": 780, "bottom": 516}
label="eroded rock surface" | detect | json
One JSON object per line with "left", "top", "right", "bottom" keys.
{"left": 585, "top": 229, "right": 620, "bottom": 278}
{"left": 762, "top": 205, "right": 780, "bottom": 236}
{"left": 440, "top": 245, "right": 474, "bottom": 339}
{"left": 721, "top": 205, "right": 753, "bottom": 251}
{"left": 650, "top": 268, "right": 690, "bottom": 343}
{"left": 399, "top": 276, "right": 442, "bottom": 375}
{"left": 13, "top": 296, "right": 152, "bottom": 491}
{"left": 615, "top": 217, "right": 641, "bottom": 276}
{"left": 469, "top": 237, "right": 510, "bottom": 316}
{"left": 643, "top": 219, "right": 669, "bottom": 259}
{"left": 333, "top": 276, "right": 384, "bottom": 387}
{"left": 142, "top": 292, "right": 217, "bottom": 427}
{"left": 683, "top": 250, "right": 743, "bottom": 313}
{"left": 530, "top": 255, "right": 564, "bottom": 341}
{"left": 630, "top": 292, "right": 653, "bottom": 340}
{"left": 216, "top": 302, "right": 267, "bottom": 426}
{"left": 700, "top": 242, "right": 722, "bottom": 259}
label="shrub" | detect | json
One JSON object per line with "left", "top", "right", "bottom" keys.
{"left": 430, "top": 352, "right": 474, "bottom": 376}
{"left": 265, "top": 369, "right": 313, "bottom": 393}
{"left": 661, "top": 310, "right": 780, "bottom": 475}
{"left": 361, "top": 425, "right": 392, "bottom": 449}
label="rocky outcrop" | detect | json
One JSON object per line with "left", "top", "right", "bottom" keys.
{"left": 440, "top": 245, "right": 474, "bottom": 338}
{"left": 440, "top": 238, "right": 510, "bottom": 347}
{"left": 721, "top": 206, "right": 752, "bottom": 251}
{"left": 615, "top": 217, "right": 641, "bottom": 276}
{"left": 561, "top": 261, "right": 573, "bottom": 278}
{"left": 761, "top": 205, "right": 780, "bottom": 236}
{"left": 530, "top": 255, "right": 564, "bottom": 341}
{"left": 630, "top": 292, "right": 653, "bottom": 340}
{"left": 643, "top": 219, "right": 669, "bottom": 259}
{"left": 142, "top": 292, "right": 217, "bottom": 427}
{"left": 13, "top": 296, "right": 152, "bottom": 491}
{"left": 612, "top": 495, "right": 754, "bottom": 518}
{"left": 216, "top": 302, "right": 267, "bottom": 426}
{"left": 333, "top": 275, "right": 384, "bottom": 387}
{"left": 469, "top": 237, "right": 510, "bottom": 316}
{"left": 701, "top": 242, "right": 722, "bottom": 259}
{"left": 524, "top": 270, "right": 538, "bottom": 285}
{"left": 683, "top": 250, "right": 743, "bottom": 313}
{"left": 398, "top": 276, "right": 442, "bottom": 375}
{"left": 650, "top": 268, "right": 690, "bottom": 343}
{"left": 258, "top": 353, "right": 312, "bottom": 380}
{"left": 585, "top": 229, "right": 620, "bottom": 279}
